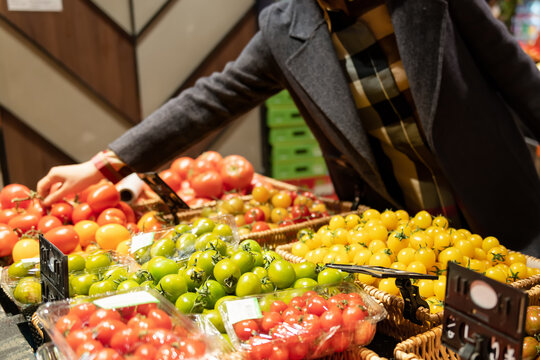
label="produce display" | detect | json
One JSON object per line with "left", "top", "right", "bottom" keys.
{"left": 524, "top": 305, "right": 540, "bottom": 360}
{"left": 36, "top": 289, "right": 225, "bottom": 360}
{"left": 219, "top": 282, "right": 386, "bottom": 360}
{"left": 290, "top": 209, "right": 540, "bottom": 313}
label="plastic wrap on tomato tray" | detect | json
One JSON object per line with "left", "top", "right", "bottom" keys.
{"left": 218, "top": 281, "right": 387, "bottom": 360}
{"left": 1, "top": 250, "right": 139, "bottom": 309}
{"left": 36, "top": 288, "right": 229, "bottom": 360}
{"left": 128, "top": 214, "right": 240, "bottom": 265}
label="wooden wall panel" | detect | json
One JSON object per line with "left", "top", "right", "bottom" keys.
{"left": 0, "top": 107, "right": 75, "bottom": 189}
{"left": 0, "top": 0, "right": 140, "bottom": 123}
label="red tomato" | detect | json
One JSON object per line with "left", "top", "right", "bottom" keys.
{"left": 251, "top": 221, "right": 271, "bottom": 233}
{"left": 270, "top": 300, "right": 288, "bottom": 314}
{"left": 50, "top": 202, "right": 73, "bottom": 224}
{"left": 147, "top": 309, "right": 172, "bottom": 330}
{"left": 136, "top": 302, "right": 158, "bottom": 316}
{"left": 0, "top": 208, "right": 19, "bottom": 225}
{"left": 8, "top": 213, "right": 41, "bottom": 235}
{"left": 278, "top": 219, "right": 295, "bottom": 227}
{"left": 134, "top": 344, "right": 158, "bottom": 359}
{"left": 289, "top": 296, "right": 306, "bottom": 309}
{"left": 233, "top": 319, "right": 260, "bottom": 341}
{"left": 110, "top": 327, "right": 139, "bottom": 354}
{"left": 144, "top": 329, "right": 179, "bottom": 347}
{"left": 55, "top": 314, "right": 83, "bottom": 336}
{"left": 307, "top": 296, "right": 328, "bottom": 316}
{"left": 71, "top": 203, "right": 96, "bottom": 223}
{"left": 115, "top": 201, "right": 136, "bottom": 224}
{"left": 88, "top": 308, "right": 121, "bottom": 327}
{"left": 190, "top": 158, "right": 215, "bottom": 178}
{"left": 320, "top": 309, "right": 343, "bottom": 332}
{"left": 44, "top": 225, "right": 79, "bottom": 254}
{"left": 126, "top": 222, "right": 139, "bottom": 234}
{"left": 244, "top": 208, "right": 265, "bottom": 225}
{"left": 0, "top": 227, "right": 19, "bottom": 257}
{"left": 220, "top": 155, "right": 254, "bottom": 190}
{"left": 159, "top": 169, "right": 182, "bottom": 192}
{"left": 177, "top": 339, "right": 206, "bottom": 359}
{"left": 331, "top": 330, "right": 352, "bottom": 352}
{"left": 0, "top": 184, "right": 31, "bottom": 209}
{"left": 177, "top": 188, "right": 195, "bottom": 203}
{"left": 87, "top": 183, "right": 120, "bottom": 214}
{"left": 94, "top": 348, "right": 122, "bottom": 360}
{"left": 260, "top": 312, "right": 282, "bottom": 333}
{"left": 127, "top": 315, "right": 158, "bottom": 332}
{"left": 290, "top": 205, "right": 311, "bottom": 222}
{"left": 75, "top": 340, "right": 103, "bottom": 357}
{"left": 95, "top": 319, "right": 127, "bottom": 346}
{"left": 342, "top": 306, "right": 367, "bottom": 331}
{"left": 154, "top": 345, "right": 182, "bottom": 360}
{"left": 97, "top": 208, "right": 127, "bottom": 226}
{"left": 191, "top": 171, "right": 223, "bottom": 199}
{"left": 269, "top": 344, "right": 289, "bottom": 360}
{"left": 37, "top": 215, "right": 62, "bottom": 233}
{"left": 26, "top": 198, "right": 46, "bottom": 216}
{"left": 248, "top": 336, "right": 273, "bottom": 360}
{"left": 170, "top": 157, "right": 194, "bottom": 179}
{"left": 282, "top": 307, "right": 301, "bottom": 320}
{"left": 69, "top": 302, "right": 97, "bottom": 324}
{"left": 196, "top": 151, "right": 223, "bottom": 170}
{"left": 354, "top": 321, "right": 375, "bottom": 345}
{"left": 78, "top": 184, "right": 101, "bottom": 203}
{"left": 186, "top": 197, "right": 212, "bottom": 207}
{"left": 66, "top": 329, "right": 93, "bottom": 350}
{"left": 288, "top": 341, "right": 309, "bottom": 360}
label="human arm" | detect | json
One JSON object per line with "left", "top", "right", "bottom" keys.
{"left": 449, "top": 0, "right": 540, "bottom": 139}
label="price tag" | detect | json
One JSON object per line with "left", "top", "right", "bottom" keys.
{"left": 21, "top": 257, "right": 40, "bottom": 267}
{"left": 442, "top": 262, "right": 527, "bottom": 360}
{"left": 94, "top": 291, "right": 159, "bottom": 309}
{"left": 130, "top": 232, "right": 155, "bottom": 253}
{"left": 225, "top": 298, "right": 262, "bottom": 324}
{"left": 139, "top": 173, "right": 190, "bottom": 223}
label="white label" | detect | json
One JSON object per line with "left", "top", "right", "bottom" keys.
{"left": 7, "top": 0, "right": 62, "bottom": 11}
{"left": 21, "top": 257, "right": 40, "bottom": 266}
{"left": 130, "top": 232, "right": 155, "bottom": 253}
{"left": 93, "top": 291, "right": 159, "bottom": 309}
{"left": 225, "top": 298, "right": 262, "bottom": 324}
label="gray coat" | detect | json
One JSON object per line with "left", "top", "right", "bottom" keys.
{"left": 110, "top": 0, "right": 540, "bottom": 256}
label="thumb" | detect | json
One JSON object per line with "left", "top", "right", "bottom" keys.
{"left": 43, "top": 182, "right": 69, "bottom": 206}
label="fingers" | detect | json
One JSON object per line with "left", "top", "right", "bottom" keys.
{"left": 37, "top": 169, "right": 63, "bottom": 201}
{"left": 43, "top": 182, "right": 68, "bottom": 206}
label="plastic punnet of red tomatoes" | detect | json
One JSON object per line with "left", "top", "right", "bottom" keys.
{"left": 523, "top": 305, "right": 540, "bottom": 360}
{"left": 218, "top": 282, "right": 386, "bottom": 360}
{"left": 36, "top": 288, "right": 227, "bottom": 360}
{"left": 2, "top": 250, "right": 139, "bottom": 307}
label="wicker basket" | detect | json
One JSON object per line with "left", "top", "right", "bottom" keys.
{"left": 320, "top": 347, "right": 388, "bottom": 360}
{"left": 393, "top": 326, "right": 458, "bottom": 360}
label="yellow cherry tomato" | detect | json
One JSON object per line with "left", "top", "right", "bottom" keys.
{"left": 454, "top": 239, "right": 475, "bottom": 258}
{"left": 368, "top": 239, "right": 386, "bottom": 254}
{"left": 391, "top": 262, "right": 407, "bottom": 271}
{"left": 433, "top": 276, "right": 447, "bottom": 301}
{"left": 344, "top": 214, "right": 361, "bottom": 230}
{"left": 394, "top": 210, "right": 410, "bottom": 222}
{"left": 380, "top": 210, "right": 398, "bottom": 230}
{"left": 407, "top": 261, "right": 427, "bottom": 274}
{"left": 362, "top": 209, "right": 381, "bottom": 221}
{"left": 426, "top": 297, "right": 444, "bottom": 314}
{"left": 431, "top": 215, "right": 449, "bottom": 229}
{"left": 507, "top": 262, "right": 528, "bottom": 282}
{"left": 397, "top": 247, "right": 416, "bottom": 266}
{"left": 418, "top": 279, "right": 435, "bottom": 298}
{"left": 485, "top": 266, "right": 507, "bottom": 283}
{"left": 353, "top": 248, "right": 372, "bottom": 265}
{"left": 368, "top": 224, "right": 388, "bottom": 242}
{"left": 355, "top": 273, "right": 376, "bottom": 285}
{"left": 368, "top": 253, "right": 392, "bottom": 268}
{"left": 468, "top": 234, "right": 483, "bottom": 249}
{"left": 387, "top": 230, "right": 409, "bottom": 254}
{"left": 414, "top": 247, "right": 436, "bottom": 270}
{"left": 482, "top": 236, "right": 500, "bottom": 253}
{"left": 12, "top": 238, "right": 40, "bottom": 262}
{"left": 438, "top": 247, "right": 463, "bottom": 267}
{"left": 412, "top": 210, "right": 432, "bottom": 229}
{"left": 433, "top": 232, "right": 452, "bottom": 253}
{"left": 292, "top": 242, "right": 310, "bottom": 258}
{"left": 333, "top": 228, "right": 350, "bottom": 245}
{"left": 328, "top": 215, "right": 346, "bottom": 230}
{"left": 378, "top": 278, "right": 400, "bottom": 296}
{"left": 506, "top": 252, "right": 527, "bottom": 266}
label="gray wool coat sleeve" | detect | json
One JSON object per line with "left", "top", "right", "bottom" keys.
{"left": 108, "top": 31, "right": 285, "bottom": 172}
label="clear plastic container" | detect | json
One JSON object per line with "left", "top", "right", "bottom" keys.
{"left": 1, "top": 250, "right": 140, "bottom": 309}
{"left": 129, "top": 214, "right": 240, "bottom": 265}
{"left": 219, "top": 281, "right": 386, "bottom": 360}
{"left": 36, "top": 288, "right": 228, "bottom": 360}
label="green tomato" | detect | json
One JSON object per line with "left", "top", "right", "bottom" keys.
{"left": 258, "top": 296, "right": 276, "bottom": 312}
{"left": 117, "top": 279, "right": 140, "bottom": 291}
{"left": 70, "top": 273, "right": 98, "bottom": 296}
{"left": 267, "top": 260, "right": 295, "bottom": 289}
{"left": 8, "top": 261, "right": 31, "bottom": 279}
{"left": 230, "top": 251, "right": 254, "bottom": 274}
{"left": 175, "top": 224, "right": 192, "bottom": 235}
{"left": 235, "top": 272, "right": 262, "bottom": 297}
{"left": 195, "top": 233, "right": 219, "bottom": 252}
{"left": 103, "top": 266, "right": 128, "bottom": 283}
{"left": 192, "top": 218, "right": 215, "bottom": 236}
{"left": 213, "top": 223, "right": 233, "bottom": 239}
{"left": 317, "top": 268, "right": 343, "bottom": 285}
{"left": 197, "top": 250, "right": 222, "bottom": 276}
{"left": 197, "top": 280, "right": 226, "bottom": 309}
{"left": 187, "top": 251, "right": 203, "bottom": 267}
{"left": 68, "top": 254, "right": 86, "bottom": 273}
{"left": 240, "top": 239, "right": 262, "bottom": 253}
{"left": 176, "top": 232, "right": 197, "bottom": 254}
{"left": 182, "top": 266, "right": 207, "bottom": 292}
{"left": 133, "top": 247, "right": 151, "bottom": 264}
{"left": 85, "top": 253, "right": 112, "bottom": 274}
{"left": 293, "top": 262, "right": 317, "bottom": 280}
{"left": 293, "top": 278, "right": 318, "bottom": 289}
{"left": 150, "top": 237, "right": 176, "bottom": 258}
{"left": 129, "top": 269, "right": 153, "bottom": 284}
{"left": 88, "top": 279, "right": 117, "bottom": 296}
{"left": 205, "top": 237, "right": 228, "bottom": 256}
{"left": 252, "top": 266, "right": 268, "bottom": 280}
{"left": 148, "top": 258, "right": 180, "bottom": 283}
{"left": 158, "top": 274, "right": 188, "bottom": 303}
{"left": 251, "top": 251, "right": 264, "bottom": 268}
{"left": 213, "top": 259, "right": 241, "bottom": 293}
{"left": 13, "top": 277, "right": 41, "bottom": 304}
{"left": 140, "top": 280, "right": 156, "bottom": 290}
{"left": 262, "top": 250, "right": 282, "bottom": 268}
{"left": 175, "top": 292, "right": 202, "bottom": 314}
{"left": 203, "top": 308, "right": 225, "bottom": 333}
{"left": 260, "top": 277, "right": 275, "bottom": 293}
{"left": 213, "top": 295, "right": 238, "bottom": 311}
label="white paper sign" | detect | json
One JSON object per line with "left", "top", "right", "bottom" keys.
{"left": 7, "top": 0, "right": 63, "bottom": 12}
{"left": 225, "top": 298, "right": 262, "bottom": 324}
{"left": 93, "top": 291, "right": 159, "bottom": 309}
{"left": 130, "top": 232, "right": 155, "bottom": 253}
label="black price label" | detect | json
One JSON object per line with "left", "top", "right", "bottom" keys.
{"left": 442, "top": 262, "right": 528, "bottom": 360}
{"left": 39, "top": 234, "right": 69, "bottom": 303}
{"left": 139, "top": 172, "right": 190, "bottom": 219}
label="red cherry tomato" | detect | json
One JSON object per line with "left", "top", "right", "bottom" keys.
{"left": 244, "top": 208, "right": 265, "bottom": 225}
{"left": 354, "top": 321, "right": 376, "bottom": 345}
{"left": 270, "top": 300, "right": 288, "bottom": 314}
{"left": 288, "top": 341, "right": 309, "bottom": 360}
{"left": 170, "top": 157, "right": 194, "bottom": 179}
{"left": 93, "top": 348, "right": 122, "bottom": 360}
{"left": 0, "top": 208, "right": 19, "bottom": 225}
{"left": 50, "top": 202, "right": 73, "bottom": 224}
{"left": 136, "top": 302, "right": 158, "bottom": 316}
{"left": 320, "top": 309, "right": 343, "bottom": 332}
{"left": 75, "top": 340, "right": 103, "bottom": 357}
{"left": 37, "top": 215, "right": 62, "bottom": 234}
{"left": 190, "top": 158, "right": 215, "bottom": 178}
{"left": 26, "top": 198, "right": 46, "bottom": 216}
{"left": 8, "top": 213, "right": 41, "bottom": 235}
{"left": 115, "top": 201, "right": 136, "bottom": 224}
{"left": 66, "top": 328, "right": 93, "bottom": 350}
{"left": 69, "top": 302, "right": 97, "bottom": 324}
{"left": 55, "top": 314, "right": 83, "bottom": 336}
{"left": 248, "top": 336, "right": 273, "bottom": 360}
{"left": 306, "top": 296, "right": 328, "bottom": 316}
{"left": 144, "top": 329, "right": 179, "bottom": 347}
{"left": 88, "top": 308, "right": 121, "bottom": 327}
{"left": 87, "top": 183, "right": 120, "bottom": 214}
{"left": 0, "top": 184, "right": 31, "bottom": 209}
{"left": 342, "top": 305, "right": 367, "bottom": 331}
{"left": 110, "top": 327, "right": 139, "bottom": 354}
{"left": 260, "top": 311, "right": 282, "bottom": 333}
{"left": 220, "top": 155, "right": 254, "bottom": 190}
{"left": 71, "top": 203, "right": 96, "bottom": 223}
{"left": 147, "top": 309, "right": 172, "bottom": 330}
{"left": 154, "top": 345, "right": 182, "bottom": 360}
{"left": 331, "top": 330, "right": 352, "bottom": 352}
{"left": 191, "top": 171, "right": 223, "bottom": 199}
{"left": 159, "top": 169, "right": 182, "bottom": 192}
{"left": 251, "top": 221, "right": 271, "bottom": 233}
{"left": 233, "top": 319, "right": 260, "bottom": 341}
{"left": 134, "top": 344, "right": 158, "bottom": 359}
{"left": 95, "top": 319, "right": 127, "bottom": 346}
{"left": 196, "top": 151, "right": 223, "bottom": 170}
{"left": 177, "top": 339, "right": 206, "bottom": 359}
{"left": 0, "top": 226, "right": 19, "bottom": 257}
{"left": 269, "top": 344, "right": 289, "bottom": 360}
{"left": 97, "top": 208, "right": 127, "bottom": 226}
{"left": 44, "top": 225, "right": 79, "bottom": 254}
{"left": 126, "top": 222, "right": 139, "bottom": 234}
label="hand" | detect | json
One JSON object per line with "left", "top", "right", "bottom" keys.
{"left": 37, "top": 161, "right": 105, "bottom": 206}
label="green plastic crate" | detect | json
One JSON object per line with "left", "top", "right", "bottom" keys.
{"left": 271, "top": 157, "right": 328, "bottom": 180}
{"left": 265, "top": 90, "right": 293, "bottom": 106}
{"left": 269, "top": 125, "right": 315, "bottom": 145}
{"left": 266, "top": 106, "right": 305, "bottom": 128}
{"left": 271, "top": 141, "right": 322, "bottom": 162}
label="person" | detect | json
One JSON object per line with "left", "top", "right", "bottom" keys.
{"left": 37, "top": 0, "right": 540, "bottom": 257}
